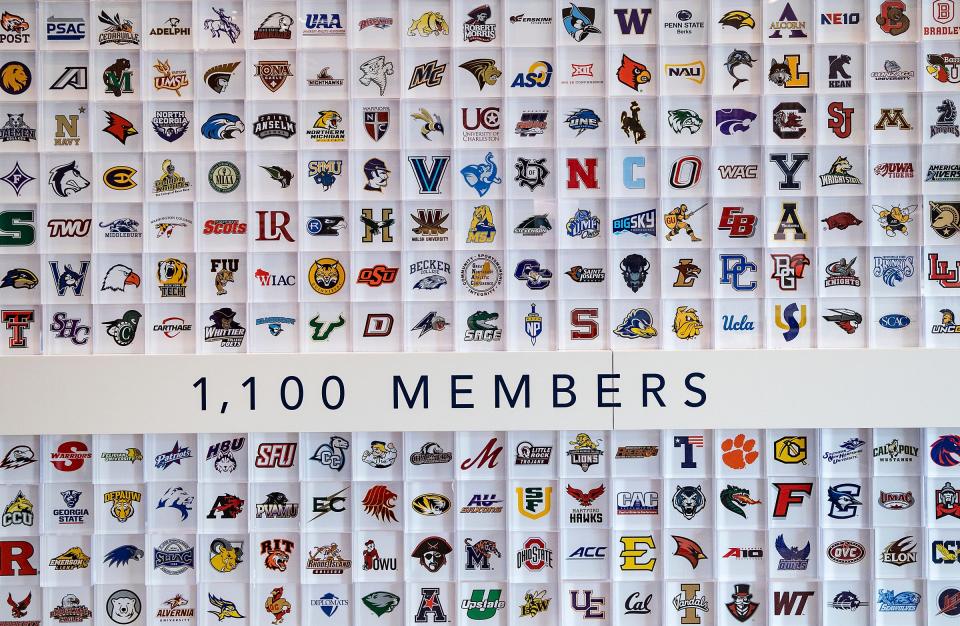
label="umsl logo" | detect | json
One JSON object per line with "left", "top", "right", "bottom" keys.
{"left": 255, "top": 443, "right": 297, "bottom": 468}
{"left": 0, "top": 540, "right": 38, "bottom": 576}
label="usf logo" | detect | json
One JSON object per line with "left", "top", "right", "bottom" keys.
{"left": 516, "top": 486, "right": 552, "bottom": 519}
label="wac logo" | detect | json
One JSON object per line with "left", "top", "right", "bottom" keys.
{"left": 407, "top": 156, "right": 449, "bottom": 194}
{"left": 614, "top": 8, "right": 651, "bottom": 34}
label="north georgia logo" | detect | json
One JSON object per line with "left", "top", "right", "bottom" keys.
{"left": 152, "top": 110, "right": 189, "bottom": 142}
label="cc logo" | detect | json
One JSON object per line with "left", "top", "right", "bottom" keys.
{"left": 103, "top": 166, "right": 137, "bottom": 190}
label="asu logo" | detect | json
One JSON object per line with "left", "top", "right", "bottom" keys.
{"left": 616, "top": 54, "right": 652, "bottom": 91}
{"left": 104, "top": 489, "right": 141, "bottom": 523}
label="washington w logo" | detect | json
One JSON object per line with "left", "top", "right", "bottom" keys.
{"left": 407, "top": 156, "right": 450, "bottom": 194}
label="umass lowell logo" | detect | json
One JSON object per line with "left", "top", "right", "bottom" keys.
{"left": 407, "top": 156, "right": 449, "bottom": 194}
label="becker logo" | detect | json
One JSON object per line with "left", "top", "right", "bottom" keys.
{"left": 255, "top": 443, "right": 297, "bottom": 468}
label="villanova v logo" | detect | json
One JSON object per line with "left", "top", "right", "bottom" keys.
{"left": 407, "top": 156, "right": 450, "bottom": 194}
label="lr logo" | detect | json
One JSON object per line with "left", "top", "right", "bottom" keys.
{"left": 570, "top": 590, "right": 605, "bottom": 619}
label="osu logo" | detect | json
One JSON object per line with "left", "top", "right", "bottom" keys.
{"left": 356, "top": 264, "right": 398, "bottom": 286}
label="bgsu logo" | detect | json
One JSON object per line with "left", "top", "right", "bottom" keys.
{"left": 255, "top": 443, "right": 297, "bottom": 468}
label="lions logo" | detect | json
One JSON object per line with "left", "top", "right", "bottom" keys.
{"left": 673, "top": 306, "right": 703, "bottom": 340}
{"left": 672, "top": 485, "right": 706, "bottom": 520}
{"left": 209, "top": 538, "right": 244, "bottom": 573}
{"left": 616, "top": 54, "right": 652, "bottom": 91}
{"left": 408, "top": 11, "right": 449, "bottom": 36}
{"left": 459, "top": 58, "right": 502, "bottom": 89}
{"left": 0, "top": 61, "right": 30, "bottom": 95}
{"left": 308, "top": 258, "right": 345, "bottom": 295}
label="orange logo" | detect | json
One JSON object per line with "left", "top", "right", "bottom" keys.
{"left": 721, "top": 434, "right": 759, "bottom": 469}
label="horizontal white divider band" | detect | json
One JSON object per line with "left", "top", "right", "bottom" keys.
{"left": 0, "top": 348, "right": 955, "bottom": 433}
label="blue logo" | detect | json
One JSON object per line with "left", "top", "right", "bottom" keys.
{"left": 515, "top": 259, "right": 552, "bottom": 290}
{"left": 201, "top": 113, "right": 245, "bottom": 139}
{"left": 408, "top": 156, "right": 450, "bottom": 194}
{"left": 775, "top": 303, "right": 806, "bottom": 342}
{"left": 562, "top": 3, "right": 601, "bottom": 41}
{"left": 826, "top": 483, "right": 862, "bottom": 519}
{"left": 104, "top": 545, "right": 144, "bottom": 567}
{"left": 460, "top": 151, "right": 501, "bottom": 197}
{"left": 722, "top": 314, "right": 755, "bottom": 331}
{"left": 565, "top": 109, "right": 601, "bottom": 135}
{"left": 308, "top": 160, "right": 342, "bottom": 191}
{"left": 719, "top": 254, "right": 757, "bottom": 291}
{"left": 879, "top": 314, "right": 910, "bottom": 329}
{"left": 154, "top": 441, "right": 192, "bottom": 470}
{"left": 612, "top": 209, "right": 655, "bottom": 236}
{"left": 316, "top": 592, "right": 347, "bottom": 617}
{"left": 877, "top": 590, "right": 920, "bottom": 612}
{"left": 566, "top": 209, "right": 600, "bottom": 238}
{"left": 414, "top": 275, "right": 447, "bottom": 289}
{"left": 49, "top": 261, "right": 89, "bottom": 296}
{"left": 614, "top": 308, "right": 657, "bottom": 339}
{"left": 873, "top": 256, "right": 914, "bottom": 287}
{"left": 775, "top": 534, "right": 810, "bottom": 570}
{"left": 715, "top": 108, "right": 757, "bottom": 135}
{"left": 623, "top": 156, "right": 646, "bottom": 189}
{"left": 524, "top": 304, "right": 542, "bottom": 345}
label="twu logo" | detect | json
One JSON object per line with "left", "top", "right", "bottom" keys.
{"left": 407, "top": 156, "right": 450, "bottom": 194}
{"left": 49, "top": 261, "right": 90, "bottom": 296}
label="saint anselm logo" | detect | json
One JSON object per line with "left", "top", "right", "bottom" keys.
{"left": 407, "top": 156, "right": 449, "bottom": 194}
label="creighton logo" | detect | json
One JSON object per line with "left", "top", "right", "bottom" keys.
{"left": 104, "top": 489, "right": 141, "bottom": 523}
{"left": 517, "top": 486, "right": 552, "bottom": 519}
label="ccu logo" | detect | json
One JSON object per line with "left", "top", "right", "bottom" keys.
{"left": 103, "top": 166, "right": 137, "bottom": 190}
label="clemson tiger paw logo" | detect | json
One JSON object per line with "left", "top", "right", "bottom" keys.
{"left": 721, "top": 434, "right": 758, "bottom": 469}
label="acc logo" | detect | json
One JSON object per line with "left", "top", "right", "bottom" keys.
{"left": 103, "top": 166, "right": 137, "bottom": 190}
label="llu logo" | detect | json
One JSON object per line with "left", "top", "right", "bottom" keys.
{"left": 775, "top": 303, "right": 807, "bottom": 341}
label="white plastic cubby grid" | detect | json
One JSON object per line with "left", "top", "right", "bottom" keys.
{"left": 0, "top": 0, "right": 957, "bottom": 354}
{"left": 1, "top": 428, "right": 960, "bottom": 625}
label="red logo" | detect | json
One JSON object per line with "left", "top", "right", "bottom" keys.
{"left": 255, "top": 443, "right": 297, "bottom": 468}
{"left": 356, "top": 265, "right": 399, "bottom": 287}
{"left": 718, "top": 207, "right": 757, "bottom": 238}
{"left": 1, "top": 310, "right": 33, "bottom": 348}
{"left": 50, "top": 441, "right": 92, "bottom": 472}
{"left": 0, "top": 541, "right": 37, "bottom": 577}
{"left": 566, "top": 483, "right": 605, "bottom": 506}
{"left": 570, "top": 308, "right": 599, "bottom": 340}
{"left": 771, "top": 482, "right": 813, "bottom": 518}
{"left": 460, "top": 438, "right": 503, "bottom": 470}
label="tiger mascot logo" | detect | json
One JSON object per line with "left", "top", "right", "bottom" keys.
{"left": 158, "top": 258, "right": 188, "bottom": 286}
{"left": 673, "top": 306, "right": 703, "bottom": 340}
{"left": 308, "top": 258, "right": 345, "bottom": 295}
{"left": 104, "top": 490, "right": 141, "bottom": 523}
{"left": 313, "top": 111, "right": 342, "bottom": 129}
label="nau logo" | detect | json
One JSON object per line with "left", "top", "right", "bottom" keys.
{"left": 664, "top": 61, "right": 705, "bottom": 84}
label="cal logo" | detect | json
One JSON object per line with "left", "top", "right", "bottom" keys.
{"left": 516, "top": 486, "right": 552, "bottom": 520}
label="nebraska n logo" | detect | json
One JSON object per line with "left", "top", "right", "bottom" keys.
{"left": 407, "top": 156, "right": 450, "bottom": 194}
{"left": 613, "top": 8, "right": 651, "bottom": 34}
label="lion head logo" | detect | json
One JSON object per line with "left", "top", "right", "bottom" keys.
{"left": 0, "top": 62, "right": 30, "bottom": 95}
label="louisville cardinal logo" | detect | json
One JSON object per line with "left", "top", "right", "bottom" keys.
{"left": 617, "top": 54, "right": 651, "bottom": 91}
{"left": 566, "top": 483, "right": 605, "bottom": 506}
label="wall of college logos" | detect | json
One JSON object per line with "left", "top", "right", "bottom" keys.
{"left": 0, "top": 0, "right": 956, "bottom": 354}
{"left": 0, "top": 429, "right": 959, "bottom": 626}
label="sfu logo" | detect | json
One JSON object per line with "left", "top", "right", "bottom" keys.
{"left": 255, "top": 443, "right": 297, "bottom": 468}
